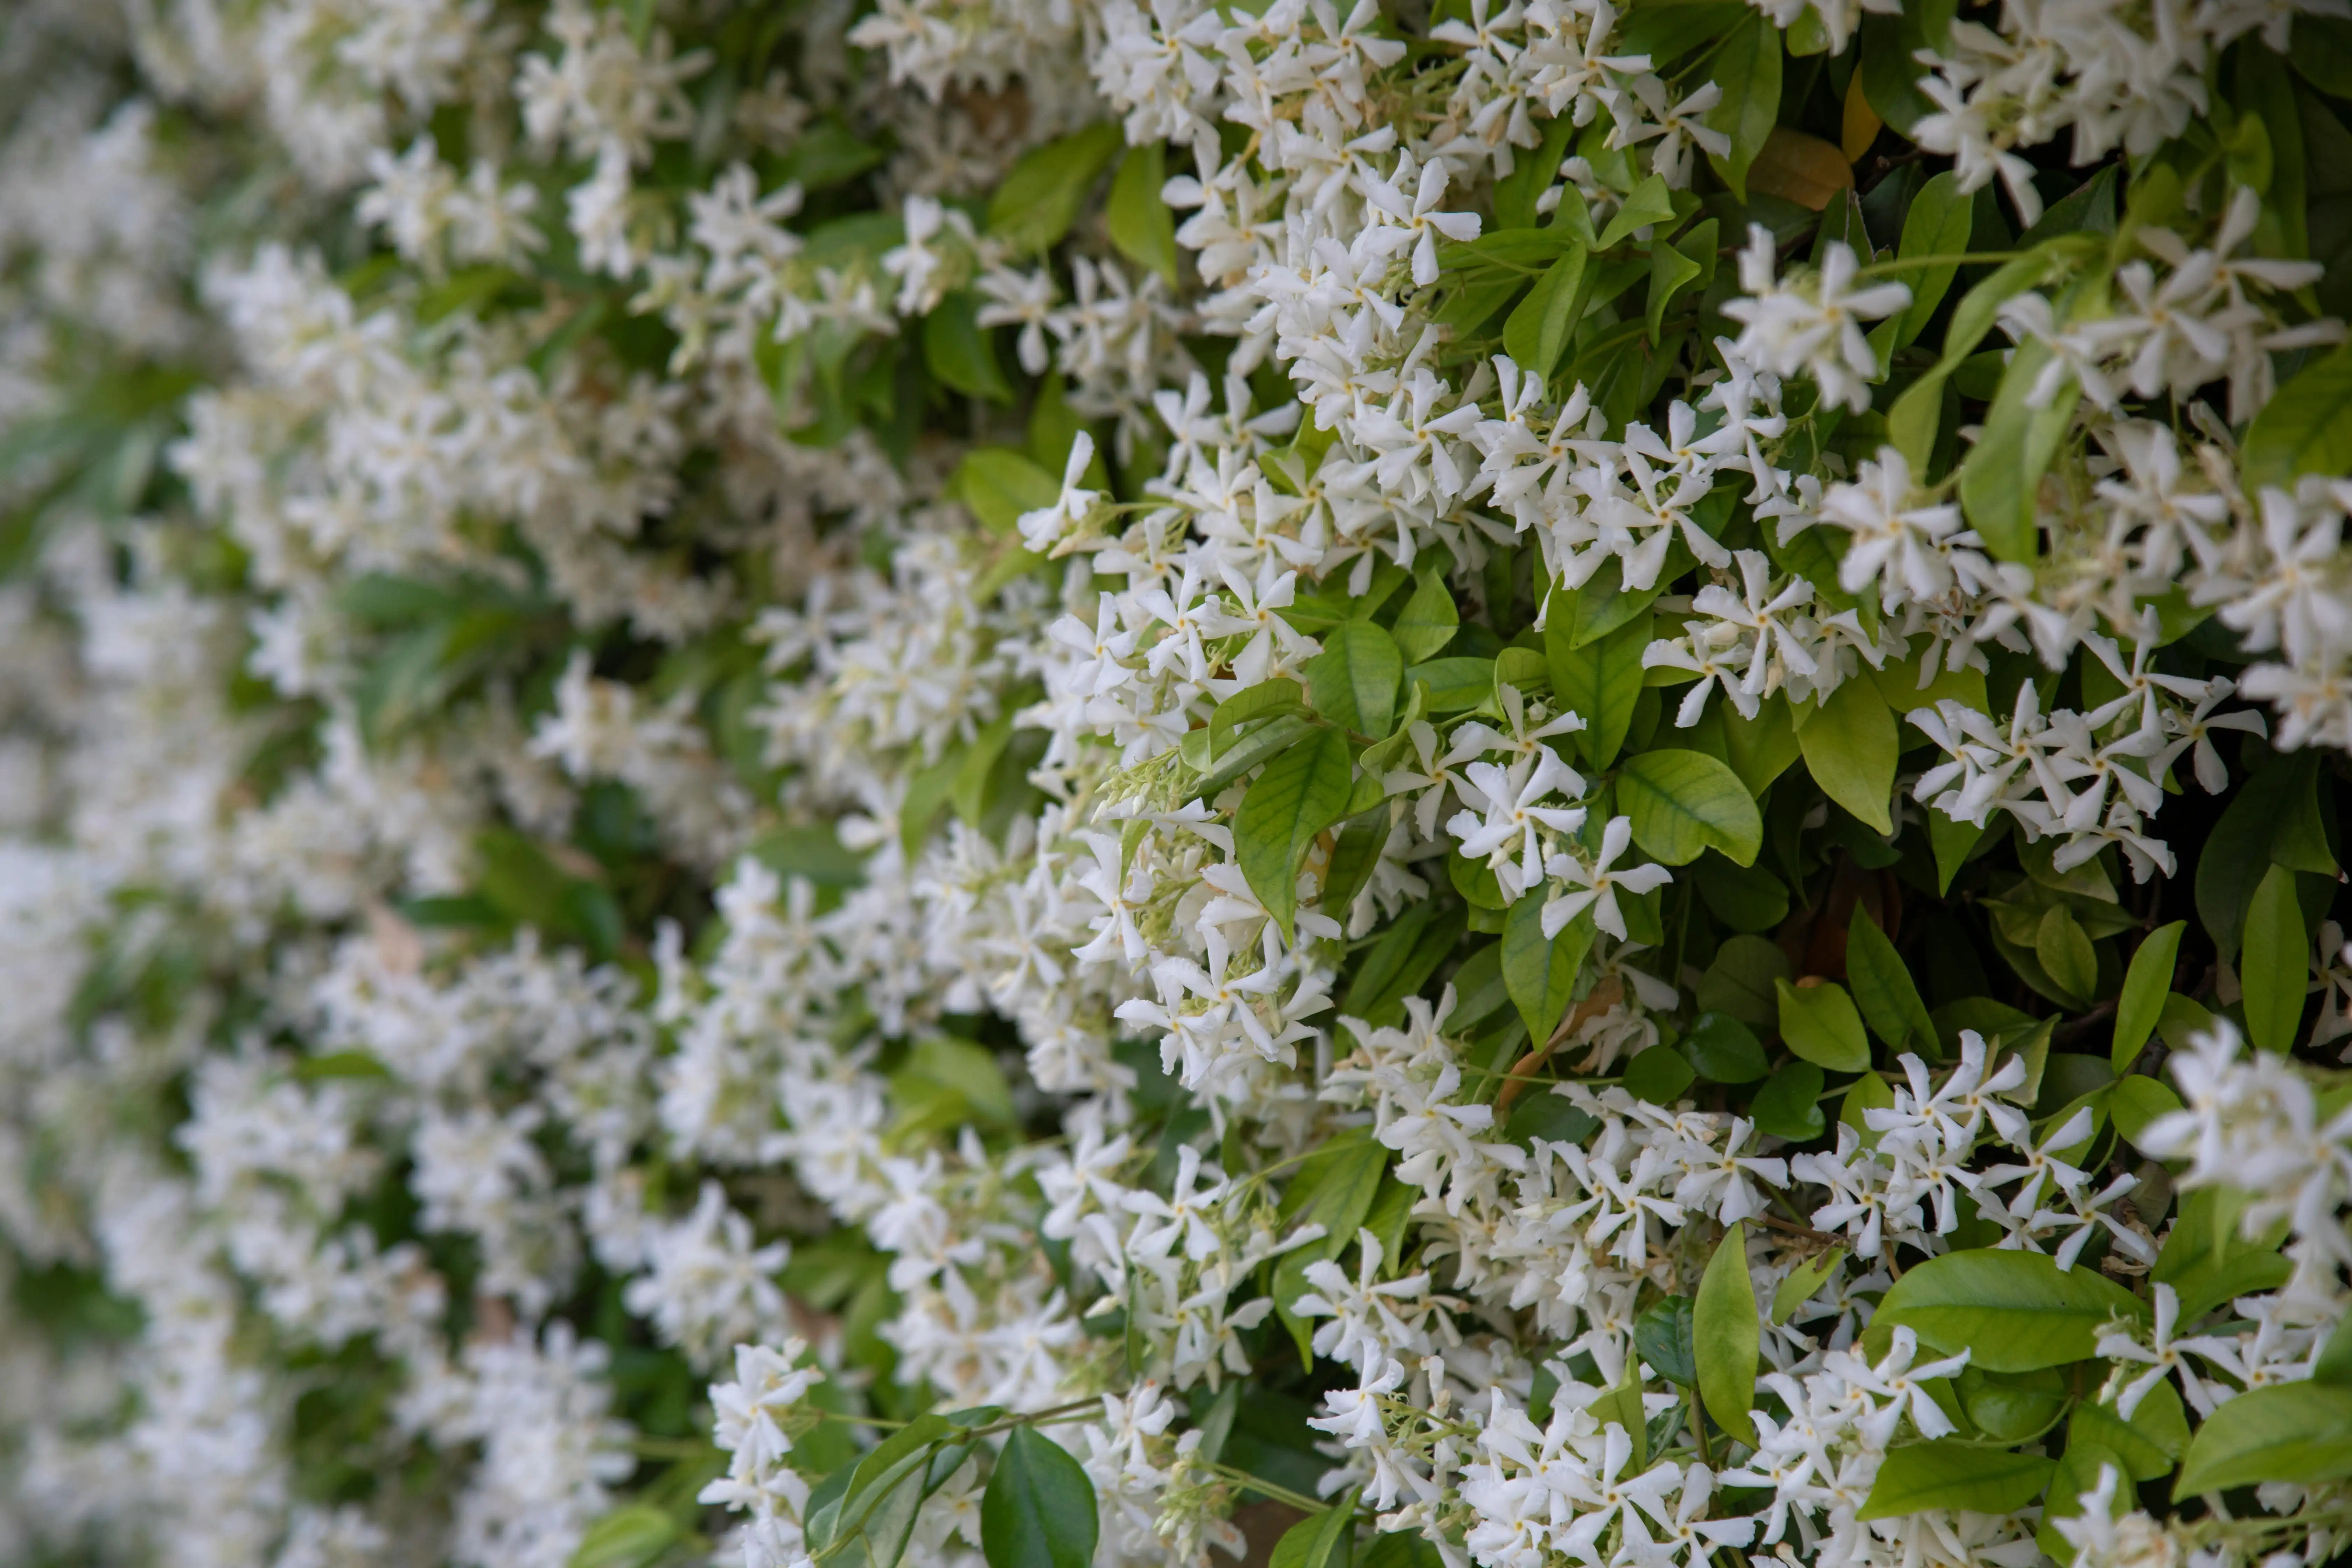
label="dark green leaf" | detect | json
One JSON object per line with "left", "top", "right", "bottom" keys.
{"left": 2242, "top": 864, "right": 2308, "bottom": 1052}
{"left": 924, "top": 292, "right": 1013, "bottom": 402}
{"left": 1634, "top": 1295, "right": 1697, "bottom": 1386}
{"left": 988, "top": 125, "right": 1124, "bottom": 254}
{"left": 1504, "top": 246, "right": 1593, "bottom": 384}
{"left": 1751, "top": 1060, "right": 1826, "bottom": 1142}
{"left": 2243, "top": 344, "right": 2352, "bottom": 491}
{"left": 1895, "top": 170, "right": 1973, "bottom": 347}
{"left": 1683, "top": 1011, "right": 1769, "bottom": 1083}
{"left": 1107, "top": 142, "right": 1177, "bottom": 286}
{"left": 983, "top": 1426, "right": 1099, "bottom": 1568}
{"left": 1392, "top": 570, "right": 1460, "bottom": 664}
{"left": 1703, "top": 15, "right": 1781, "bottom": 199}
{"left": 1624, "top": 1044, "right": 1698, "bottom": 1105}
{"left": 1235, "top": 726, "right": 1354, "bottom": 942}
{"left": 1846, "top": 906, "right": 1938, "bottom": 1056}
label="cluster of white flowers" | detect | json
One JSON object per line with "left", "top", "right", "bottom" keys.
{"left": 6, "top": 1, "right": 2352, "bottom": 1567}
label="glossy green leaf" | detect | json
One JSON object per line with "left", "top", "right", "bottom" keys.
{"left": 1210, "top": 680, "right": 1311, "bottom": 760}
{"left": 1548, "top": 607, "right": 1649, "bottom": 768}
{"left": 2242, "top": 864, "right": 2308, "bottom": 1052}
{"left": 1846, "top": 906, "right": 1937, "bottom": 1056}
{"left": 1596, "top": 175, "right": 1677, "bottom": 251}
{"left": 1107, "top": 141, "right": 1177, "bottom": 286}
{"left": 2176, "top": 1381, "right": 2352, "bottom": 1495}
{"left": 1772, "top": 1245, "right": 1845, "bottom": 1325}
{"left": 1798, "top": 678, "right": 1896, "bottom": 835}
{"left": 2071, "top": 1381, "right": 2189, "bottom": 1482}
{"left": 1776, "top": 980, "right": 1871, "bottom": 1073}
{"left": 1306, "top": 622, "right": 1404, "bottom": 738}
{"left": 2036, "top": 1441, "right": 2126, "bottom": 1562}
{"left": 924, "top": 292, "right": 1013, "bottom": 402}
{"left": 1392, "top": 570, "right": 1460, "bottom": 664}
{"left": 989, "top": 124, "right": 1124, "bottom": 253}
{"left": 1696, "top": 935, "right": 1792, "bottom": 1029}
{"left": 1236, "top": 726, "right": 1354, "bottom": 943}
{"left": 1619, "top": 748, "right": 1761, "bottom": 867}
{"left": 1875, "top": 1247, "right": 2147, "bottom": 1372}
{"left": 2243, "top": 343, "right": 2352, "bottom": 491}
{"left": 2112, "top": 921, "right": 2185, "bottom": 1071}
{"left": 1504, "top": 246, "right": 1592, "bottom": 383}
{"left": 1702, "top": 14, "right": 1781, "bottom": 199}
{"left": 1751, "top": 1060, "right": 1827, "bottom": 1142}
{"left": 955, "top": 447, "right": 1061, "bottom": 534}
{"left": 983, "top": 1426, "right": 1099, "bottom": 1568}
{"left": 1690, "top": 855, "right": 1788, "bottom": 932}
{"left": 2107, "top": 1074, "right": 2183, "bottom": 1156}
{"left": 1683, "top": 1011, "right": 1769, "bottom": 1083}
{"left": 1269, "top": 1491, "right": 1358, "bottom": 1568}
{"left": 1634, "top": 1295, "right": 1698, "bottom": 1386}
{"left": 2034, "top": 904, "right": 2098, "bottom": 1006}
{"left": 1504, "top": 894, "right": 1591, "bottom": 1043}
{"left": 1959, "top": 336, "right": 2074, "bottom": 560}
{"left": 1895, "top": 170, "right": 1973, "bottom": 347}
{"left": 1624, "top": 1043, "right": 1698, "bottom": 1104}
{"left": 1694, "top": 1220, "right": 1761, "bottom": 1447}
{"left": 1857, "top": 1442, "right": 2054, "bottom": 1520}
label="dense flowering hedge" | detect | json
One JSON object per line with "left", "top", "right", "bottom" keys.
{"left": 8, "top": 1, "right": 2352, "bottom": 1567}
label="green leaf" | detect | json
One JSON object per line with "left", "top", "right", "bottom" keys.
{"left": 1322, "top": 806, "right": 1391, "bottom": 919}
{"left": 1211, "top": 680, "right": 1311, "bottom": 760}
{"left": 1683, "top": 1011, "right": 1769, "bottom": 1083}
{"left": 1634, "top": 1295, "right": 1698, "bottom": 1386}
{"left": 1306, "top": 622, "right": 1404, "bottom": 738}
{"left": 1625, "top": 1044, "right": 1698, "bottom": 1104}
{"left": 1504, "top": 894, "right": 1591, "bottom": 1043}
{"left": 1597, "top": 175, "right": 1676, "bottom": 251}
{"left": 570, "top": 1505, "right": 680, "bottom": 1568}
{"left": 1273, "top": 1131, "right": 1391, "bottom": 1361}
{"left": 1504, "top": 246, "right": 1593, "bottom": 384}
{"left": 1702, "top": 14, "right": 1781, "bottom": 199}
{"left": 1895, "top": 170, "right": 1973, "bottom": 348}
{"left": 2112, "top": 920, "right": 2184, "bottom": 1071}
{"left": 1547, "top": 608, "right": 1649, "bottom": 769}
{"left": 2318, "top": 1320, "right": 2352, "bottom": 1387}
{"left": 2071, "top": 1382, "right": 2189, "bottom": 1482}
{"left": 983, "top": 1426, "right": 1098, "bottom": 1568}
{"left": 1269, "top": 1492, "right": 1358, "bottom": 1568}
{"left": 2034, "top": 904, "right": 2098, "bottom": 1006}
{"left": 1751, "top": 1060, "right": 1826, "bottom": 1142}
{"left": 2108, "top": 1074, "right": 2183, "bottom": 1156}
{"left": 2243, "top": 344, "right": 2352, "bottom": 491}
{"left": 1772, "top": 1245, "right": 1845, "bottom": 1325}
{"left": 1887, "top": 241, "right": 2091, "bottom": 469}
{"left": 2242, "top": 864, "right": 2308, "bottom": 1052}
{"left": 1619, "top": 748, "right": 1761, "bottom": 867}
{"left": 1694, "top": 1221, "right": 1761, "bottom": 1446}
{"left": 955, "top": 447, "right": 1061, "bottom": 534}
{"left": 1959, "top": 336, "right": 2074, "bottom": 561}
{"left": 1107, "top": 141, "right": 1177, "bottom": 286}
{"left": 1858, "top": 1441, "right": 2054, "bottom": 1520}
{"left": 924, "top": 292, "right": 1013, "bottom": 402}
{"left": 825, "top": 1413, "right": 958, "bottom": 1567}
{"left": 1646, "top": 227, "right": 1704, "bottom": 343}
{"left": 1548, "top": 566, "right": 1660, "bottom": 651}
{"left": 1393, "top": 570, "right": 1460, "bottom": 664}
{"left": 1236, "top": 726, "right": 1354, "bottom": 943}
{"left": 2176, "top": 1381, "right": 2352, "bottom": 1495}
{"left": 2036, "top": 1440, "right": 2125, "bottom": 1561}
{"left": 1591, "top": 1368, "right": 1649, "bottom": 1469}
{"left": 1695, "top": 934, "right": 1791, "bottom": 1029}
{"left": 1841, "top": 1070, "right": 1895, "bottom": 1146}
{"left": 1875, "top": 1247, "right": 2147, "bottom": 1372}
{"left": 1405, "top": 656, "right": 1494, "bottom": 714}
{"left": 1798, "top": 679, "right": 1896, "bottom": 835}
{"left": 988, "top": 124, "right": 1124, "bottom": 254}
{"left": 1776, "top": 980, "right": 1871, "bottom": 1073}
{"left": 1846, "top": 906, "right": 1937, "bottom": 1056}
{"left": 2152, "top": 1186, "right": 2294, "bottom": 1322}
{"left": 1690, "top": 855, "right": 1788, "bottom": 932}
